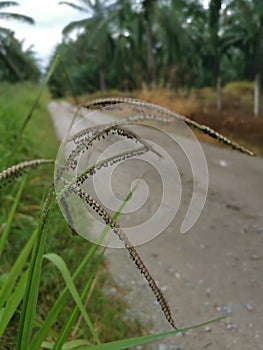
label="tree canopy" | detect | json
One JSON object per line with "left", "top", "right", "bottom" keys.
{"left": 0, "top": 1, "right": 40, "bottom": 82}
{"left": 47, "top": 0, "right": 262, "bottom": 98}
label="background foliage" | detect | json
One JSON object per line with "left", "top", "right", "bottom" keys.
{"left": 46, "top": 0, "right": 263, "bottom": 98}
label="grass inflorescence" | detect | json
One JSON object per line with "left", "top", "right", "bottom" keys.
{"left": 0, "top": 81, "right": 254, "bottom": 349}
{"left": 0, "top": 159, "right": 54, "bottom": 189}
{"left": 55, "top": 97, "right": 254, "bottom": 335}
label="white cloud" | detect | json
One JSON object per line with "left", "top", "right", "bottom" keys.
{"left": 0, "top": 0, "right": 87, "bottom": 68}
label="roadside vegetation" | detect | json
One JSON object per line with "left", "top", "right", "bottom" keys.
{"left": 48, "top": 0, "right": 263, "bottom": 152}
{"left": 68, "top": 84, "right": 263, "bottom": 155}
{"left": 0, "top": 79, "right": 228, "bottom": 350}
{"left": 49, "top": 0, "right": 263, "bottom": 117}
{"left": 0, "top": 83, "right": 143, "bottom": 349}
{"left": 0, "top": 0, "right": 262, "bottom": 348}
{"left": 135, "top": 84, "right": 263, "bottom": 155}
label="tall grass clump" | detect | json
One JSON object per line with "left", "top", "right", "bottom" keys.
{"left": 0, "top": 76, "right": 143, "bottom": 347}
{"left": 0, "top": 72, "right": 254, "bottom": 349}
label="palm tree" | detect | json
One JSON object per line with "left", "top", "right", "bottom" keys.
{"left": 224, "top": 0, "right": 263, "bottom": 117}
{"left": 142, "top": 0, "right": 156, "bottom": 89}
{"left": 59, "top": 0, "right": 116, "bottom": 91}
{"left": 0, "top": 35, "right": 40, "bottom": 81}
{"left": 0, "top": 1, "right": 35, "bottom": 81}
{"left": 208, "top": 0, "right": 223, "bottom": 110}
{"left": 155, "top": 0, "right": 206, "bottom": 90}
{"left": 136, "top": 0, "right": 208, "bottom": 90}
{"left": 0, "top": 1, "right": 34, "bottom": 32}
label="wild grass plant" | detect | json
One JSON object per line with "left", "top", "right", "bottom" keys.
{"left": 1, "top": 71, "right": 255, "bottom": 350}
{"left": 0, "top": 83, "right": 142, "bottom": 347}
{"left": 0, "top": 58, "right": 252, "bottom": 350}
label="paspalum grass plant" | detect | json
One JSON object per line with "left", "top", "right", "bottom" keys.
{"left": 0, "top": 75, "right": 254, "bottom": 350}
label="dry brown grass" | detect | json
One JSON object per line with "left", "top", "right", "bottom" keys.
{"left": 69, "top": 83, "right": 263, "bottom": 155}
{"left": 135, "top": 84, "right": 263, "bottom": 155}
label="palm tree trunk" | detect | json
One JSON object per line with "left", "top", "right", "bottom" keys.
{"left": 143, "top": 0, "right": 155, "bottom": 90}
{"left": 99, "top": 68, "right": 106, "bottom": 91}
{"left": 209, "top": 0, "right": 222, "bottom": 111}
{"left": 216, "top": 76, "right": 222, "bottom": 111}
{"left": 254, "top": 74, "right": 260, "bottom": 117}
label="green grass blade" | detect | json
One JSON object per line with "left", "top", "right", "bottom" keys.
{"left": 0, "top": 227, "right": 37, "bottom": 310}
{"left": 38, "top": 342, "right": 52, "bottom": 349}
{"left": 0, "top": 270, "right": 28, "bottom": 338}
{"left": 78, "top": 316, "right": 228, "bottom": 350}
{"left": 44, "top": 253, "right": 101, "bottom": 345}
{"left": 19, "top": 55, "right": 60, "bottom": 137}
{"left": 62, "top": 340, "right": 93, "bottom": 349}
{"left": 10, "top": 55, "right": 60, "bottom": 162}
{"left": 30, "top": 184, "right": 138, "bottom": 350}
{"left": 0, "top": 176, "right": 27, "bottom": 259}
{"left": 41, "top": 339, "right": 92, "bottom": 349}
{"left": 16, "top": 187, "right": 55, "bottom": 350}
{"left": 30, "top": 245, "right": 97, "bottom": 350}
{"left": 52, "top": 182, "right": 140, "bottom": 348}
{"left": 53, "top": 249, "right": 105, "bottom": 350}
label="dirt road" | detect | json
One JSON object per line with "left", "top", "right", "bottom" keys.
{"left": 49, "top": 101, "right": 263, "bottom": 350}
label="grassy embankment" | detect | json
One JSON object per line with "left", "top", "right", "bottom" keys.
{"left": 0, "top": 82, "right": 141, "bottom": 349}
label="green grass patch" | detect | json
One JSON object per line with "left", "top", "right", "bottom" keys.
{"left": 0, "top": 82, "right": 143, "bottom": 349}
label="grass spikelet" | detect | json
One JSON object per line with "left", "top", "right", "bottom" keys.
{"left": 70, "top": 184, "right": 178, "bottom": 330}
{"left": 83, "top": 97, "right": 254, "bottom": 156}
{"left": 56, "top": 126, "right": 177, "bottom": 328}
{"left": 65, "top": 125, "right": 145, "bottom": 172}
{"left": 0, "top": 159, "right": 54, "bottom": 188}
{"left": 75, "top": 146, "right": 149, "bottom": 185}
{"left": 60, "top": 194, "right": 78, "bottom": 235}
{"left": 57, "top": 124, "right": 157, "bottom": 183}
{"left": 54, "top": 96, "right": 255, "bottom": 335}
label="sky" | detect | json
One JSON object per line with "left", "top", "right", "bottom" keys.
{"left": 0, "top": 0, "right": 210, "bottom": 70}
{"left": 0, "top": 0, "right": 87, "bottom": 69}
